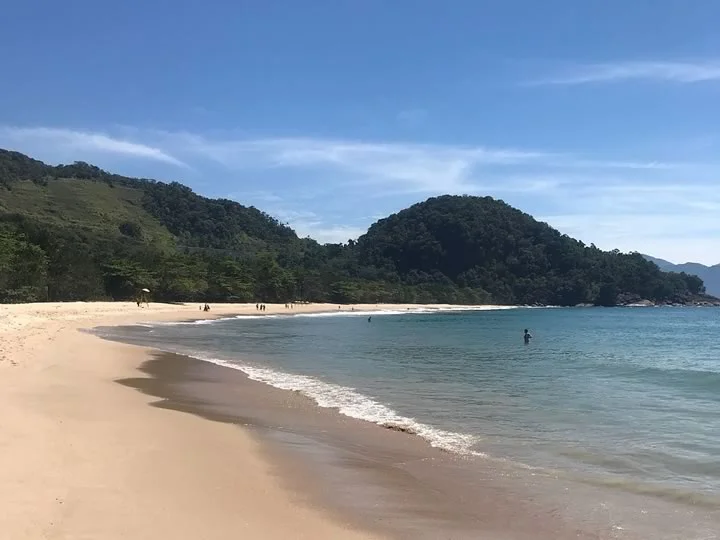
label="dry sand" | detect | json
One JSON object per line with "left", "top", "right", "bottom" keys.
{"left": 0, "top": 301, "right": 497, "bottom": 539}
{"left": 0, "top": 302, "right": 417, "bottom": 539}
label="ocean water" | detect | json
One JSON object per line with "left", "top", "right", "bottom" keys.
{"left": 98, "top": 306, "right": 720, "bottom": 509}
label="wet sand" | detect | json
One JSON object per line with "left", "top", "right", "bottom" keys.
{"left": 119, "top": 351, "right": 609, "bottom": 539}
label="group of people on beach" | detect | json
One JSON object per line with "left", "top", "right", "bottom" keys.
{"left": 200, "top": 303, "right": 210, "bottom": 312}
{"left": 254, "top": 303, "right": 295, "bottom": 311}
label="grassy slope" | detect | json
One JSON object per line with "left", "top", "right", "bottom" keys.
{"left": 0, "top": 178, "right": 176, "bottom": 249}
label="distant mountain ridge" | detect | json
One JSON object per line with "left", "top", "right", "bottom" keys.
{"left": 643, "top": 255, "right": 720, "bottom": 297}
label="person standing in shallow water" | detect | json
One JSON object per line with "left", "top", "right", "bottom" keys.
{"left": 523, "top": 329, "right": 532, "bottom": 345}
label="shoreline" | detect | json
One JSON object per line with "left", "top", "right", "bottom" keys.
{"left": 0, "top": 301, "right": 402, "bottom": 540}
{"left": 0, "top": 301, "right": 508, "bottom": 540}
{"left": 120, "top": 350, "right": 597, "bottom": 540}
{"left": 4, "top": 301, "right": 720, "bottom": 539}
{"left": 105, "top": 346, "right": 720, "bottom": 540}
{"left": 97, "top": 303, "right": 720, "bottom": 540}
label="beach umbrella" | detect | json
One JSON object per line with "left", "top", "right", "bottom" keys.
{"left": 141, "top": 288, "right": 150, "bottom": 293}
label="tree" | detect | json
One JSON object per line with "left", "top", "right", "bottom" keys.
{"left": 119, "top": 221, "right": 143, "bottom": 239}
{"left": 0, "top": 230, "right": 48, "bottom": 302}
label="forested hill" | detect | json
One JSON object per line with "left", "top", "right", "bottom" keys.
{"left": 0, "top": 149, "right": 299, "bottom": 253}
{"left": 353, "top": 196, "right": 713, "bottom": 306}
{"left": 0, "top": 149, "right": 715, "bottom": 306}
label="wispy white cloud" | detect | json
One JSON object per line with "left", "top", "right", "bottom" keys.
{"left": 3, "top": 126, "right": 685, "bottom": 195}
{"left": 540, "top": 212, "right": 720, "bottom": 265}
{"left": 531, "top": 60, "right": 720, "bottom": 85}
{"left": 148, "top": 132, "right": 689, "bottom": 197}
{"left": 535, "top": 178, "right": 720, "bottom": 265}
{"left": 151, "top": 132, "right": 556, "bottom": 194}
{"left": 560, "top": 159, "right": 677, "bottom": 170}
{"left": 0, "top": 126, "right": 187, "bottom": 167}
{"left": 2, "top": 124, "right": 719, "bottom": 263}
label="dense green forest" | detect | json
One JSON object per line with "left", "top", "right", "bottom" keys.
{"left": 0, "top": 149, "right": 713, "bottom": 306}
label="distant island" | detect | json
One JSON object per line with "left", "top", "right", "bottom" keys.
{"left": 1, "top": 149, "right": 718, "bottom": 307}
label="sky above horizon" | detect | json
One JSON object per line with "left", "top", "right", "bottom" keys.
{"left": 2, "top": 0, "right": 720, "bottom": 264}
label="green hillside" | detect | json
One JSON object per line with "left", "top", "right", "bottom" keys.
{"left": 0, "top": 150, "right": 298, "bottom": 254}
{"left": 0, "top": 177, "right": 175, "bottom": 248}
{"left": 0, "top": 149, "right": 310, "bottom": 302}
{"left": 0, "top": 149, "right": 715, "bottom": 306}
{"left": 354, "top": 196, "right": 710, "bottom": 306}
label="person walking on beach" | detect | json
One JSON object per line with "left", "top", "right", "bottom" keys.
{"left": 523, "top": 329, "right": 532, "bottom": 345}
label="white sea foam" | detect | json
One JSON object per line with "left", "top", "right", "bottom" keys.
{"left": 187, "top": 352, "right": 482, "bottom": 455}
{"left": 151, "top": 317, "right": 237, "bottom": 326}
{"left": 292, "top": 306, "right": 519, "bottom": 318}
{"left": 278, "top": 309, "right": 424, "bottom": 318}
{"left": 147, "top": 305, "right": 520, "bottom": 327}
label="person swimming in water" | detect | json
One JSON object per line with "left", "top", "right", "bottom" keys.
{"left": 523, "top": 329, "right": 532, "bottom": 344}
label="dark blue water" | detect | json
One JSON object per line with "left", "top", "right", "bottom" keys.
{"left": 100, "top": 306, "right": 720, "bottom": 506}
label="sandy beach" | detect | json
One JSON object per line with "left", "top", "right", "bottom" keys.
{"left": 0, "top": 301, "right": 403, "bottom": 540}
{"left": 1, "top": 301, "right": 499, "bottom": 540}
{"left": 4, "top": 301, "right": 708, "bottom": 539}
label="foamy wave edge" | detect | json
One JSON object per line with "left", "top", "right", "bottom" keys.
{"left": 185, "top": 353, "right": 483, "bottom": 456}
{"left": 150, "top": 305, "right": 520, "bottom": 326}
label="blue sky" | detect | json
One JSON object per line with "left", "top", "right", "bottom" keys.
{"left": 2, "top": 0, "right": 720, "bottom": 264}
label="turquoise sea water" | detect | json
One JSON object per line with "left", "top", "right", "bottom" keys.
{"left": 100, "top": 306, "right": 720, "bottom": 506}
